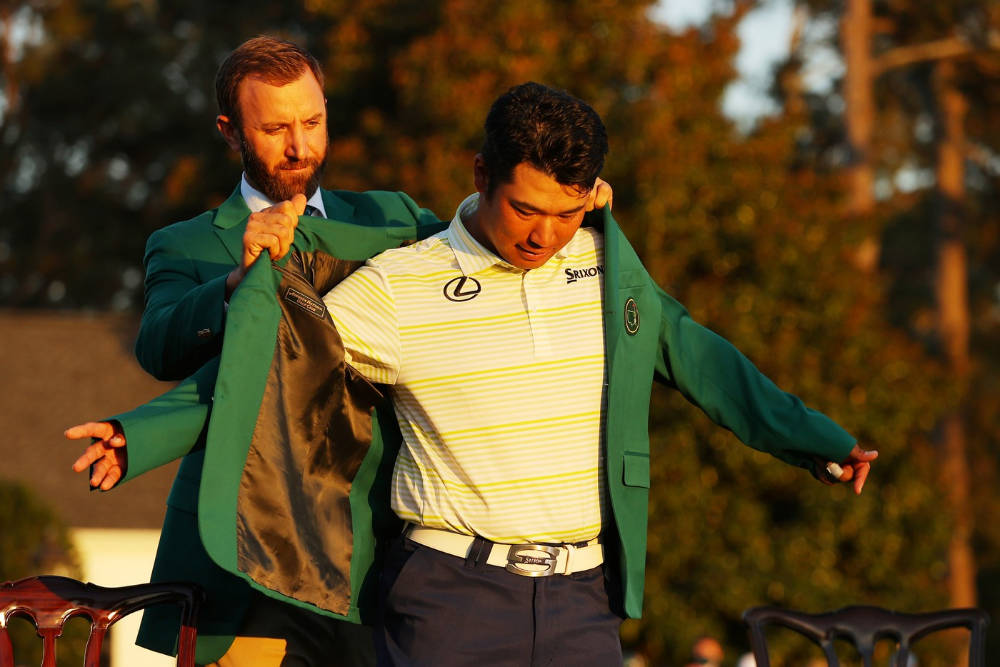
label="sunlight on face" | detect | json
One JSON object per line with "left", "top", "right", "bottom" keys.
{"left": 235, "top": 71, "right": 328, "bottom": 201}
{"left": 466, "top": 161, "right": 591, "bottom": 270}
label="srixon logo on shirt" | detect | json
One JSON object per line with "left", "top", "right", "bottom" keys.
{"left": 565, "top": 265, "right": 604, "bottom": 284}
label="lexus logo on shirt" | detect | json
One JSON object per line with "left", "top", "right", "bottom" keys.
{"left": 443, "top": 276, "right": 482, "bottom": 302}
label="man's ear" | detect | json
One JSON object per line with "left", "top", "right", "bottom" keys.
{"left": 216, "top": 115, "right": 241, "bottom": 151}
{"left": 473, "top": 153, "right": 489, "bottom": 196}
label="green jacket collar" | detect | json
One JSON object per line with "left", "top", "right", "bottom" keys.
{"left": 211, "top": 185, "right": 358, "bottom": 264}
{"left": 211, "top": 185, "right": 358, "bottom": 230}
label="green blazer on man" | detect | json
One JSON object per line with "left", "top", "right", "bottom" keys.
{"left": 113, "top": 205, "right": 855, "bottom": 661}
{"left": 119, "top": 186, "right": 444, "bottom": 663}
{"left": 135, "top": 187, "right": 440, "bottom": 382}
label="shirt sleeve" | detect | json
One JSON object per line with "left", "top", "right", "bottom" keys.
{"left": 322, "top": 260, "right": 401, "bottom": 385}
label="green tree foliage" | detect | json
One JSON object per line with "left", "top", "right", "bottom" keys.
{"left": 0, "top": 479, "right": 84, "bottom": 665}
{"left": 789, "top": 0, "right": 1000, "bottom": 659}
{"left": 0, "top": 0, "right": 339, "bottom": 308}
{"left": 1, "top": 0, "right": 992, "bottom": 664}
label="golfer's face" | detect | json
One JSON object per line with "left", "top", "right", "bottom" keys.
{"left": 472, "top": 161, "right": 590, "bottom": 270}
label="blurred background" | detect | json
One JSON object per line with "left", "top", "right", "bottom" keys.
{"left": 0, "top": 0, "right": 998, "bottom": 664}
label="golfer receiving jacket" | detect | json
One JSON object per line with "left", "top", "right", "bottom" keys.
{"left": 317, "top": 82, "right": 877, "bottom": 665}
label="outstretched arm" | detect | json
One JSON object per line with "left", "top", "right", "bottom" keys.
{"left": 65, "top": 356, "right": 219, "bottom": 489}
{"left": 653, "top": 284, "right": 877, "bottom": 493}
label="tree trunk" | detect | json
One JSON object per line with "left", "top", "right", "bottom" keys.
{"left": 841, "top": 0, "right": 879, "bottom": 271}
{"left": 1, "top": 5, "right": 19, "bottom": 119}
{"left": 933, "top": 57, "right": 976, "bottom": 665}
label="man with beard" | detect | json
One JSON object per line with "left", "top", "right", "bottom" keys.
{"left": 119, "top": 36, "right": 446, "bottom": 667}
{"left": 82, "top": 38, "right": 611, "bottom": 667}
{"left": 136, "top": 36, "right": 361, "bottom": 382}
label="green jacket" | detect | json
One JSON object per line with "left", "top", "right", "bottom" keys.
{"left": 134, "top": 187, "right": 439, "bottom": 382}
{"left": 119, "top": 186, "right": 444, "bottom": 663}
{"left": 117, "top": 206, "right": 855, "bottom": 661}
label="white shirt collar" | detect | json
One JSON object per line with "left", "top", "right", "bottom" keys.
{"left": 240, "top": 173, "right": 327, "bottom": 217}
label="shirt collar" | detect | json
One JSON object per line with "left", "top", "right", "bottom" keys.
{"left": 240, "top": 173, "right": 327, "bottom": 217}
{"left": 446, "top": 193, "right": 570, "bottom": 276}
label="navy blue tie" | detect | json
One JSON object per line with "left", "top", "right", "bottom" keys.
{"left": 304, "top": 204, "right": 323, "bottom": 218}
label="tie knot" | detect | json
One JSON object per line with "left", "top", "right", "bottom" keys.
{"left": 303, "top": 204, "right": 323, "bottom": 218}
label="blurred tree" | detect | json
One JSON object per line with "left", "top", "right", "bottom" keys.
{"left": 0, "top": 479, "right": 84, "bottom": 665}
{"left": 788, "top": 0, "right": 1000, "bottom": 661}
{"left": 1, "top": 0, "right": 991, "bottom": 664}
{"left": 0, "top": 0, "right": 340, "bottom": 309}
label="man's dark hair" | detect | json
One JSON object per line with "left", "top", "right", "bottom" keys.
{"left": 215, "top": 36, "right": 324, "bottom": 127}
{"left": 480, "top": 82, "right": 608, "bottom": 196}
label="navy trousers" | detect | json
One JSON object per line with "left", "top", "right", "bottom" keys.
{"left": 225, "top": 591, "right": 375, "bottom": 666}
{"left": 375, "top": 536, "right": 624, "bottom": 666}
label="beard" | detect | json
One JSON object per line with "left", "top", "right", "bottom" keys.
{"left": 239, "top": 132, "right": 327, "bottom": 203}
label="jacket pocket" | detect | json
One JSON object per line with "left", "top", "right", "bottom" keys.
{"left": 622, "top": 451, "right": 650, "bottom": 488}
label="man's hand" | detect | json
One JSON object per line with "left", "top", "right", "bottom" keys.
{"left": 818, "top": 444, "right": 878, "bottom": 495}
{"left": 587, "top": 177, "right": 613, "bottom": 211}
{"left": 225, "top": 193, "right": 307, "bottom": 298}
{"left": 66, "top": 421, "right": 127, "bottom": 491}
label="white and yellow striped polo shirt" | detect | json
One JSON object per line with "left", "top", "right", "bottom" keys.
{"left": 322, "top": 194, "right": 607, "bottom": 544}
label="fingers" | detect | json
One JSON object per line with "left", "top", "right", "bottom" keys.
{"left": 816, "top": 444, "right": 877, "bottom": 494}
{"left": 71, "top": 441, "right": 125, "bottom": 488}
{"left": 589, "top": 177, "right": 613, "bottom": 211}
{"left": 241, "top": 228, "right": 292, "bottom": 267}
{"left": 64, "top": 421, "right": 115, "bottom": 441}
{"left": 243, "top": 197, "right": 305, "bottom": 266}
{"left": 842, "top": 445, "right": 877, "bottom": 495}
{"left": 848, "top": 461, "right": 871, "bottom": 495}
{"left": 92, "top": 454, "right": 124, "bottom": 491}
{"left": 850, "top": 447, "right": 879, "bottom": 462}
{"left": 71, "top": 441, "right": 107, "bottom": 472}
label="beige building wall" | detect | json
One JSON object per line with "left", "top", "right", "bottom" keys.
{"left": 71, "top": 528, "right": 174, "bottom": 667}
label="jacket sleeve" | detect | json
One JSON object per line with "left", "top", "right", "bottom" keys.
{"left": 134, "top": 225, "right": 228, "bottom": 381}
{"left": 651, "top": 283, "right": 856, "bottom": 471}
{"left": 112, "top": 356, "right": 219, "bottom": 483}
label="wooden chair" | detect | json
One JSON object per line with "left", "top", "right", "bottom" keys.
{"left": 743, "top": 605, "right": 989, "bottom": 667}
{"left": 0, "top": 576, "right": 203, "bottom": 667}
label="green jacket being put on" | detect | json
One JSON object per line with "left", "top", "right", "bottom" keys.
{"left": 114, "top": 206, "right": 856, "bottom": 661}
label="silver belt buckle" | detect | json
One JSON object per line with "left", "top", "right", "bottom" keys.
{"left": 505, "top": 544, "right": 561, "bottom": 577}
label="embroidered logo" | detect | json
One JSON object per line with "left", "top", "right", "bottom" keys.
{"left": 283, "top": 287, "right": 327, "bottom": 319}
{"left": 443, "top": 276, "right": 482, "bottom": 302}
{"left": 565, "top": 265, "right": 604, "bottom": 284}
{"left": 624, "top": 297, "right": 640, "bottom": 335}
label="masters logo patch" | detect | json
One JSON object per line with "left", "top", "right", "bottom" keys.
{"left": 624, "top": 297, "right": 640, "bottom": 335}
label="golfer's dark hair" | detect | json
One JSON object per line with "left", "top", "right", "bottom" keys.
{"left": 480, "top": 82, "right": 608, "bottom": 196}
{"left": 216, "top": 36, "right": 323, "bottom": 126}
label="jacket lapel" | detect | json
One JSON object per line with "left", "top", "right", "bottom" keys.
{"left": 601, "top": 208, "right": 623, "bottom": 377}
{"left": 212, "top": 186, "right": 252, "bottom": 264}
{"left": 212, "top": 187, "right": 355, "bottom": 265}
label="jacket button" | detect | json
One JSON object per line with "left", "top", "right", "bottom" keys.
{"left": 197, "top": 328, "right": 212, "bottom": 339}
